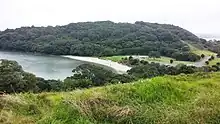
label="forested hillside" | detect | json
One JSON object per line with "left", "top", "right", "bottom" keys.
{"left": 0, "top": 21, "right": 201, "bottom": 61}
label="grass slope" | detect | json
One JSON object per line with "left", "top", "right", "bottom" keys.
{"left": 210, "top": 58, "right": 220, "bottom": 65}
{"left": 1, "top": 72, "right": 220, "bottom": 124}
{"left": 186, "top": 42, "right": 220, "bottom": 65}
{"left": 187, "top": 42, "right": 216, "bottom": 56}
{"left": 142, "top": 56, "right": 192, "bottom": 64}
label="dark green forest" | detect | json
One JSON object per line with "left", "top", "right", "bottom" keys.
{"left": 0, "top": 21, "right": 202, "bottom": 61}
{"left": 1, "top": 58, "right": 220, "bottom": 93}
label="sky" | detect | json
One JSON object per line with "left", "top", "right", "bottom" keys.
{"left": 1, "top": 0, "right": 220, "bottom": 35}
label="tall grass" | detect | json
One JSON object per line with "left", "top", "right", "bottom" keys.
{"left": 1, "top": 72, "right": 220, "bottom": 124}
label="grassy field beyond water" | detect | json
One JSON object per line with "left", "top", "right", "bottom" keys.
{"left": 1, "top": 72, "right": 220, "bottom": 124}
{"left": 101, "top": 55, "right": 193, "bottom": 65}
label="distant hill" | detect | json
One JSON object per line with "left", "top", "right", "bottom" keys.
{"left": 0, "top": 21, "right": 201, "bottom": 61}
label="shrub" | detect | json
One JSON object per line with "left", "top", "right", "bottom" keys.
{"left": 201, "top": 54, "right": 205, "bottom": 58}
{"left": 205, "top": 61, "right": 209, "bottom": 65}
{"left": 170, "top": 59, "right": 174, "bottom": 64}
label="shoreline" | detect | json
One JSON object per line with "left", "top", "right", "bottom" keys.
{"left": 63, "top": 55, "right": 132, "bottom": 74}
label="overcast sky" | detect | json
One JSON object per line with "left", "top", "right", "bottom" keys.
{"left": 1, "top": 0, "right": 220, "bottom": 35}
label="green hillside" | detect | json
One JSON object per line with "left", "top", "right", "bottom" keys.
{"left": 1, "top": 72, "right": 220, "bottom": 124}
{"left": 0, "top": 21, "right": 201, "bottom": 61}
{"left": 187, "top": 42, "right": 216, "bottom": 56}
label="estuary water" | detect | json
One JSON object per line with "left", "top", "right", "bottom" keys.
{"left": 0, "top": 51, "right": 85, "bottom": 80}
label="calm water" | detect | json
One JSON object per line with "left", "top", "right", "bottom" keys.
{"left": 0, "top": 51, "right": 85, "bottom": 80}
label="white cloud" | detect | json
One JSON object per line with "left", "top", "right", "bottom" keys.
{"left": 1, "top": 0, "right": 220, "bottom": 34}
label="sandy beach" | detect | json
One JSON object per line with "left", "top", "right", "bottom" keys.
{"left": 63, "top": 55, "right": 132, "bottom": 74}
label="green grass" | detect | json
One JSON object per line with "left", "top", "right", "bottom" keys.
{"left": 1, "top": 72, "right": 220, "bottom": 124}
{"left": 101, "top": 56, "right": 192, "bottom": 65}
{"left": 143, "top": 56, "right": 193, "bottom": 65}
{"left": 187, "top": 42, "right": 216, "bottom": 56}
{"left": 101, "top": 42, "right": 216, "bottom": 66}
{"left": 209, "top": 57, "right": 220, "bottom": 66}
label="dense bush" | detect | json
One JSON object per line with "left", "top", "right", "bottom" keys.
{"left": 0, "top": 60, "right": 135, "bottom": 93}
{"left": 1, "top": 59, "right": 219, "bottom": 93}
{"left": 128, "top": 62, "right": 220, "bottom": 79}
{"left": 0, "top": 59, "right": 38, "bottom": 93}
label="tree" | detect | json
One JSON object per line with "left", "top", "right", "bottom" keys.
{"left": 217, "top": 53, "right": 220, "bottom": 58}
{"left": 211, "top": 65, "right": 220, "bottom": 71}
{"left": 171, "top": 52, "right": 201, "bottom": 62}
{"left": 0, "top": 59, "right": 38, "bottom": 93}
{"left": 68, "top": 64, "right": 137, "bottom": 88}
{"left": 36, "top": 77, "right": 52, "bottom": 92}
{"left": 48, "top": 80, "right": 63, "bottom": 91}
{"left": 63, "top": 78, "right": 92, "bottom": 90}
{"left": 148, "top": 51, "right": 161, "bottom": 58}
{"left": 71, "top": 64, "right": 116, "bottom": 86}
{"left": 201, "top": 54, "right": 205, "bottom": 58}
{"left": 205, "top": 61, "right": 209, "bottom": 65}
{"left": 176, "top": 65, "right": 196, "bottom": 74}
{"left": 211, "top": 55, "right": 215, "bottom": 60}
{"left": 170, "top": 59, "right": 174, "bottom": 64}
{"left": 129, "top": 56, "right": 133, "bottom": 60}
{"left": 217, "top": 62, "right": 220, "bottom": 66}
{"left": 140, "top": 60, "right": 148, "bottom": 65}
{"left": 129, "top": 59, "right": 140, "bottom": 65}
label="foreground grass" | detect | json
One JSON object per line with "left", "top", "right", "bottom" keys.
{"left": 1, "top": 72, "right": 220, "bottom": 124}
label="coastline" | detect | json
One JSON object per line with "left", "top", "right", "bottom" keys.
{"left": 62, "top": 55, "right": 132, "bottom": 74}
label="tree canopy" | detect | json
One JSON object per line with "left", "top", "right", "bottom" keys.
{"left": 1, "top": 59, "right": 220, "bottom": 94}
{"left": 0, "top": 59, "right": 37, "bottom": 93}
{"left": 0, "top": 21, "right": 201, "bottom": 61}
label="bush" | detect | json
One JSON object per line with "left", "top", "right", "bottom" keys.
{"left": 0, "top": 59, "right": 38, "bottom": 93}
{"left": 170, "top": 59, "right": 174, "bottom": 64}
{"left": 201, "top": 54, "right": 205, "bottom": 58}
{"left": 130, "top": 59, "right": 140, "bottom": 65}
{"left": 205, "top": 61, "right": 209, "bottom": 65}
{"left": 63, "top": 78, "right": 92, "bottom": 90}
{"left": 140, "top": 60, "right": 149, "bottom": 65}
{"left": 217, "top": 53, "right": 220, "bottom": 58}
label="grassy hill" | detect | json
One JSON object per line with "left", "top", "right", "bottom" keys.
{"left": 187, "top": 42, "right": 216, "bottom": 56}
{"left": 186, "top": 42, "right": 220, "bottom": 66}
{"left": 1, "top": 72, "right": 220, "bottom": 124}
